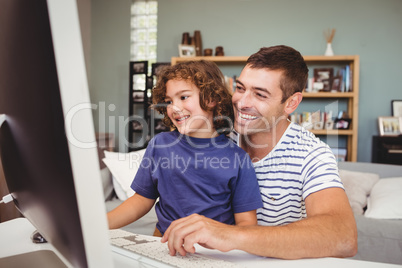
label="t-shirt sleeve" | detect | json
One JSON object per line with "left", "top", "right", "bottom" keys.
{"left": 302, "top": 144, "right": 344, "bottom": 200}
{"left": 131, "top": 140, "right": 159, "bottom": 200}
{"left": 231, "top": 152, "right": 263, "bottom": 213}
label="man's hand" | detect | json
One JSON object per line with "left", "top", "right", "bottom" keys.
{"left": 161, "top": 214, "right": 235, "bottom": 256}
{"left": 161, "top": 188, "right": 357, "bottom": 259}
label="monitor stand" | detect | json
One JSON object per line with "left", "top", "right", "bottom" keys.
{"left": 31, "top": 230, "right": 48, "bottom": 244}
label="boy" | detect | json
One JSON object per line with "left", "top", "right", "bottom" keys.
{"left": 107, "top": 60, "right": 262, "bottom": 236}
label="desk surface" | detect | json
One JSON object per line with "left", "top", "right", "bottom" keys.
{"left": 0, "top": 218, "right": 399, "bottom": 268}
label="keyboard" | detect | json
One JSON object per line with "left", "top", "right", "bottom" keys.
{"left": 109, "top": 229, "right": 241, "bottom": 268}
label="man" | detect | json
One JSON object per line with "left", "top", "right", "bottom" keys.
{"left": 161, "top": 45, "right": 357, "bottom": 259}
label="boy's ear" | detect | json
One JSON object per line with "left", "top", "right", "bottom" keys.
{"left": 284, "top": 92, "right": 302, "bottom": 115}
{"left": 207, "top": 100, "right": 216, "bottom": 108}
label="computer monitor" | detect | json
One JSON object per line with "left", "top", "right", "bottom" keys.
{"left": 0, "top": 0, "right": 113, "bottom": 267}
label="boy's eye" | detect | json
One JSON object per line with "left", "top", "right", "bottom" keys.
{"left": 164, "top": 100, "right": 172, "bottom": 105}
{"left": 180, "top": 96, "right": 189, "bottom": 100}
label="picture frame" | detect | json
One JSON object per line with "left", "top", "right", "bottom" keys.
{"left": 391, "top": 100, "right": 402, "bottom": 117}
{"left": 132, "top": 120, "right": 143, "bottom": 131}
{"left": 154, "top": 119, "right": 170, "bottom": 132}
{"left": 178, "top": 44, "right": 196, "bottom": 57}
{"left": 146, "top": 76, "right": 154, "bottom": 90}
{"left": 132, "top": 61, "right": 148, "bottom": 75}
{"left": 152, "top": 62, "right": 170, "bottom": 76}
{"left": 314, "top": 68, "right": 334, "bottom": 91}
{"left": 132, "top": 90, "right": 145, "bottom": 103}
{"left": 378, "top": 116, "right": 402, "bottom": 136}
{"left": 334, "top": 118, "right": 352, "bottom": 129}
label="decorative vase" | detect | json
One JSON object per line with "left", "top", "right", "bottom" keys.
{"left": 325, "top": 43, "right": 334, "bottom": 56}
{"left": 215, "top": 46, "right": 224, "bottom": 56}
{"left": 203, "top": 48, "right": 213, "bottom": 56}
{"left": 193, "top": 30, "right": 202, "bottom": 56}
{"left": 181, "top": 32, "right": 190, "bottom": 45}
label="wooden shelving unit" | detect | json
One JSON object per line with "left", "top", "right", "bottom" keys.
{"left": 172, "top": 56, "right": 248, "bottom": 65}
{"left": 171, "top": 55, "right": 360, "bottom": 161}
{"left": 128, "top": 61, "right": 171, "bottom": 152}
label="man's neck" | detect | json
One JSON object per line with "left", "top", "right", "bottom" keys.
{"left": 239, "top": 120, "right": 291, "bottom": 162}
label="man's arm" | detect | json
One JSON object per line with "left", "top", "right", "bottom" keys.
{"left": 162, "top": 187, "right": 357, "bottom": 259}
{"left": 232, "top": 187, "right": 357, "bottom": 258}
{"left": 234, "top": 210, "right": 258, "bottom": 226}
{"left": 107, "top": 193, "right": 155, "bottom": 229}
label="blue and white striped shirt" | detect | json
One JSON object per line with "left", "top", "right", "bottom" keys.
{"left": 248, "top": 123, "right": 343, "bottom": 226}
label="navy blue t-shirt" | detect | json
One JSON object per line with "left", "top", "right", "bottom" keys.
{"left": 131, "top": 131, "right": 262, "bottom": 234}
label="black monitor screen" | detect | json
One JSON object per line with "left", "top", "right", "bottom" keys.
{"left": 0, "top": 1, "right": 112, "bottom": 267}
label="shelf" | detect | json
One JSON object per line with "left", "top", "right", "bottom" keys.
{"left": 311, "top": 129, "right": 354, "bottom": 136}
{"left": 171, "top": 55, "right": 359, "bottom": 65}
{"left": 303, "top": 92, "right": 355, "bottom": 98}
{"left": 303, "top": 55, "right": 358, "bottom": 62}
{"left": 171, "top": 56, "right": 248, "bottom": 65}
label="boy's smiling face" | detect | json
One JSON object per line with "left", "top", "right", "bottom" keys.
{"left": 165, "top": 79, "right": 216, "bottom": 138}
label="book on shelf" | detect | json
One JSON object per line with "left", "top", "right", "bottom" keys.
{"left": 331, "top": 147, "right": 347, "bottom": 162}
{"left": 289, "top": 110, "right": 334, "bottom": 130}
{"left": 339, "top": 65, "right": 353, "bottom": 92}
{"left": 224, "top": 75, "right": 237, "bottom": 94}
{"left": 306, "top": 65, "right": 353, "bottom": 93}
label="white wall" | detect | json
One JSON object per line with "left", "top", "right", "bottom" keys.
{"left": 90, "top": 0, "right": 131, "bottom": 151}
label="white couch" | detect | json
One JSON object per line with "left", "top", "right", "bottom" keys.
{"left": 338, "top": 162, "right": 402, "bottom": 265}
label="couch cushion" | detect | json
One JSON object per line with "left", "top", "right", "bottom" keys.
{"left": 102, "top": 149, "right": 146, "bottom": 200}
{"left": 365, "top": 177, "right": 402, "bottom": 219}
{"left": 100, "top": 167, "right": 114, "bottom": 201}
{"left": 339, "top": 169, "right": 380, "bottom": 215}
{"left": 352, "top": 214, "right": 402, "bottom": 264}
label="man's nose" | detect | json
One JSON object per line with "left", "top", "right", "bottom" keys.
{"left": 236, "top": 91, "right": 252, "bottom": 109}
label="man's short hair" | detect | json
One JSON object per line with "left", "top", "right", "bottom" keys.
{"left": 247, "top": 45, "right": 309, "bottom": 103}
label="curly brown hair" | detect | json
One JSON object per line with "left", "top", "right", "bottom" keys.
{"left": 152, "top": 60, "right": 234, "bottom": 134}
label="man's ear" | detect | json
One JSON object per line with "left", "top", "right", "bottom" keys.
{"left": 284, "top": 92, "right": 302, "bottom": 115}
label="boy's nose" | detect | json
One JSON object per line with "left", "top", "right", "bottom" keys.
{"left": 171, "top": 103, "right": 182, "bottom": 113}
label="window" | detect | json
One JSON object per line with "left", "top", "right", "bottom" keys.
{"left": 130, "top": 0, "right": 158, "bottom": 73}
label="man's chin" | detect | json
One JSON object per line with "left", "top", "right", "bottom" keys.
{"left": 234, "top": 120, "right": 272, "bottom": 136}
{"left": 234, "top": 121, "right": 254, "bottom": 135}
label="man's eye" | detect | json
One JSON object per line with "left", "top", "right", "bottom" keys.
{"left": 256, "top": 93, "right": 267, "bottom": 98}
{"left": 235, "top": 86, "right": 245, "bottom": 92}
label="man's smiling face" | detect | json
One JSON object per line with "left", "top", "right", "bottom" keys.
{"left": 232, "top": 65, "right": 288, "bottom": 136}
